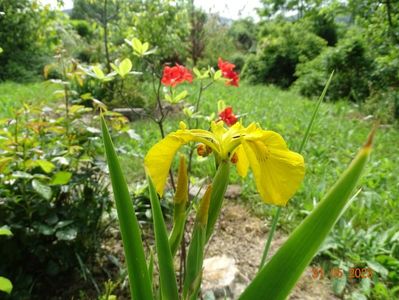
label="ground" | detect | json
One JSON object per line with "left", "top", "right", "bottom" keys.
{"left": 205, "top": 199, "right": 339, "bottom": 299}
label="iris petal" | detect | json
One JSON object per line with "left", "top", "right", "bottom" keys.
{"left": 241, "top": 131, "right": 305, "bottom": 206}
{"left": 144, "top": 132, "right": 194, "bottom": 196}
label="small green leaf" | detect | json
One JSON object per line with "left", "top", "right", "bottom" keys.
{"left": 142, "top": 42, "right": 149, "bottom": 53}
{"left": 193, "top": 67, "right": 202, "bottom": 78}
{"left": 0, "top": 47, "right": 3, "bottom": 54}
{"left": 0, "top": 276, "right": 12, "bottom": 294}
{"left": 174, "top": 90, "right": 188, "bottom": 103}
{"left": 119, "top": 58, "right": 132, "bottom": 78}
{"left": 0, "top": 157, "right": 12, "bottom": 173}
{"left": 56, "top": 227, "right": 77, "bottom": 241}
{"left": 50, "top": 171, "right": 72, "bottom": 185}
{"left": 37, "top": 160, "right": 55, "bottom": 173}
{"left": 367, "top": 260, "right": 389, "bottom": 277}
{"left": 92, "top": 65, "right": 105, "bottom": 79}
{"left": 0, "top": 226, "right": 12, "bottom": 236}
{"left": 214, "top": 70, "right": 222, "bottom": 80}
{"left": 132, "top": 38, "right": 143, "bottom": 55}
{"left": 32, "top": 179, "right": 52, "bottom": 200}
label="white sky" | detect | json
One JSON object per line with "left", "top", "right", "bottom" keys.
{"left": 39, "top": 0, "right": 261, "bottom": 20}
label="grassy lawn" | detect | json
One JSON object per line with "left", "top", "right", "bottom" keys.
{"left": 0, "top": 81, "right": 59, "bottom": 117}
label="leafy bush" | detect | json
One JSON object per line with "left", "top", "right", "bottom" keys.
{"left": 0, "top": 0, "right": 57, "bottom": 81}
{"left": 363, "top": 88, "right": 399, "bottom": 123}
{"left": 0, "top": 103, "right": 127, "bottom": 298}
{"left": 294, "top": 28, "right": 373, "bottom": 101}
{"left": 242, "top": 21, "right": 327, "bottom": 88}
{"left": 307, "top": 11, "right": 338, "bottom": 46}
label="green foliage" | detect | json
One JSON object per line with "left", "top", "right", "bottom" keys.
{"left": 242, "top": 21, "right": 327, "bottom": 87}
{"left": 0, "top": 104, "right": 115, "bottom": 298}
{"left": 0, "top": 0, "right": 57, "bottom": 81}
{"left": 363, "top": 88, "right": 399, "bottom": 124}
{"left": 197, "top": 15, "right": 236, "bottom": 68}
{"left": 228, "top": 18, "right": 257, "bottom": 52}
{"left": 294, "top": 28, "right": 373, "bottom": 101}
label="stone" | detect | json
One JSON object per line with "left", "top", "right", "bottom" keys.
{"left": 113, "top": 108, "right": 146, "bottom": 121}
{"left": 202, "top": 255, "right": 238, "bottom": 299}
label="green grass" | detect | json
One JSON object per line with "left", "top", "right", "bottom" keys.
{"left": 0, "top": 81, "right": 58, "bottom": 117}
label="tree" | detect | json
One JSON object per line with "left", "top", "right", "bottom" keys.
{"left": 0, "top": 0, "right": 56, "bottom": 81}
{"left": 72, "top": 0, "right": 121, "bottom": 72}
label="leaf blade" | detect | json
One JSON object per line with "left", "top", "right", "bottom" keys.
{"left": 147, "top": 175, "right": 179, "bottom": 300}
{"left": 101, "top": 116, "right": 153, "bottom": 300}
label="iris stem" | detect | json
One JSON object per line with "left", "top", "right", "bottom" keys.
{"left": 259, "top": 71, "right": 334, "bottom": 270}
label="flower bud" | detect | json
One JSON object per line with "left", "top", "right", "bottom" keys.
{"left": 230, "top": 152, "right": 238, "bottom": 164}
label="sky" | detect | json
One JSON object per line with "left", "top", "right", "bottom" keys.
{"left": 39, "top": 0, "right": 261, "bottom": 20}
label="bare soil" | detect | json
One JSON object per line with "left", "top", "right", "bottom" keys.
{"left": 205, "top": 201, "right": 339, "bottom": 300}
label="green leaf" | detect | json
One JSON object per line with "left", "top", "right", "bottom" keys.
{"left": 0, "top": 157, "right": 12, "bottom": 173}
{"left": 206, "top": 161, "right": 230, "bottom": 241}
{"left": 184, "top": 186, "right": 212, "bottom": 300}
{"left": 0, "top": 47, "right": 3, "bottom": 54}
{"left": 367, "top": 260, "right": 389, "bottom": 277}
{"left": 0, "top": 276, "right": 12, "bottom": 294}
{"left": 142, "top": 42, "right": 149, "bottom": 53}
{"left": 239, "top": 130, "right": 374, "bottom": 300}
{"left": 50, "top": 171, "right": 72, "bottom": 185}
{"left": 119, "top": 58, "right": 132, "bottom": 78}
{"left": 92, "top": 65, "right": 105, "bottom": 80}
{"left": 147, "top": 175, "right": 179, "bottom": 300}
{"left": 56, "top": 227, "right": 77, "bottom": 241}
{"left": 173, "top": 90, "right": 188, "bottom": 103}
{"left": 0, "top": 226, "right": 12, "bottom": 236}
{"left": 213, "top": 70, "right": 222, "bottom": 80}
{"left": 32, "top": 179, "right": 52, "bottom": 200}
{"left": 37, "top": 160, "right": 55, "bottom": 173}
{"left": 193, "top": 67, "right": 202, "bottom": 78}
{"left": 101, "top": 116, "right": 153, "bottom": 300}
{"left": 132, "top": 38, "right": 144, "bottom": 56}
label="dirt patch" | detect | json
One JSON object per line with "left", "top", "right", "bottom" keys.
{"left": 205, "top": 201, "right": 338, "bottom": 300}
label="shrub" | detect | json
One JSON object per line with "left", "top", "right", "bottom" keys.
{"left": 0, "top": 0, "right": 56, "bottom": 81}
{"left": 0, "top": 103, "right": 127, "bottom": 298}
{"left": 242, "top": 21, "right": 327, "bottom": 88}
{"left": 294, "top": 28, "right": 373, "bottom": 101}
{"left": 363, "top": 88, "right": 399, "bottom": 123}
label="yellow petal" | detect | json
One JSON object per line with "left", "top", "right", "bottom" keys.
{"left": 235, "top": 145, "right": 249, "bottom": 177}
{"left": 144, "top": 132, "right": 194, "bottom": 196}
{"left": 241, "top": 131, "right": 305, "bottom": 206}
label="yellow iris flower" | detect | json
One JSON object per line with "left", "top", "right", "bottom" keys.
{"left": 144, "top": 121, "right": 305, "bottom": 206}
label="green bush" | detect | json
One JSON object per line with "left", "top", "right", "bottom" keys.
{"left": 294, "top": 28, "right": 373, "bottom": 101}
{"left": 242, "top": 21, "right": 327, "bottom": 88}
{"left": 0, "top": 103, "right": 126, "bottom": 298}
{"left": 363, "top": 88, "right": 399, "bottom": 123}
{"left": 0, "top": 0, "right": 57, "bottom": 81}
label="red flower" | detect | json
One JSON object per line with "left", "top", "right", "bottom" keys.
{"left": 161, "top": 64, "right": 193, "bottom": 87}
{"left": 218, "top": 106, "right": 238, "bottom": 126}
{"left": 218, "top": 58, "right": 239, "bottom": 87}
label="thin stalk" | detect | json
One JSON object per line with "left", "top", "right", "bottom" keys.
{"left": 259, "top": 71, "right": 334, "bottom": 269}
